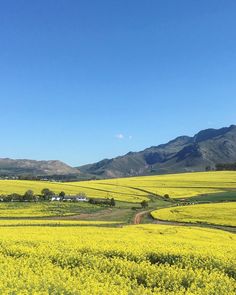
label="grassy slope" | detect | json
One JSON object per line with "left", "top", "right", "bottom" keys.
{"left": 151, "top": 202, "right": 236, "bottom": 227}
{"left": 0, "top": 198, "right": 170, "bottom": 223}
{"left": 188, "top": 191, "right": 236, "bottom": 202}
{"left": 0, "top": 171, "right": 236, "bottom": 202}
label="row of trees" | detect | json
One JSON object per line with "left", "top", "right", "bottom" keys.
{"left": 1, "top": 189, "right": 66, "bottom": 202}
{"left": 205, "top": 162, "right": 236, "bottom": 171}
{"left": 1, "top": 191, "right": 36, "bottom": 202}
{"left": 1, "top": 189, "right": 118, "bottom": 207}
{"left": 1, "top": 190, "right": 153, "bottom": 210}
{"left": 215, "top": 162, "right": 236, "bottom": 171}
{"left": 41, "top": 188, "right": 65, "bottom": 199}
{"left": 88, "top": 198, "right": 116, "bottom": 207}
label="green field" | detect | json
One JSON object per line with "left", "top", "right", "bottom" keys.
{"left": 188, "top": 191, "right": 236, "bottom": 202}
{"left": 151, "top": 202, "right": 236, "bottom": 227}
{"left": 0, "top": 198, "right": 170, "bottom": 224}
{"left": 1, "top": 171, "right": 236, "bottom": 202}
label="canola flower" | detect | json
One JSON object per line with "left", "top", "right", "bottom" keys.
{"left": 0, "top": 202, "right": 100, "bottom": 218}
{"left": 151, "top": 202, "right": 236, "bottom": 227}
{"left": 0, "top": 223, "right": 235, "bottom": 294}
{"left": 0, "top": 171, "right": 236, "bottom": 202}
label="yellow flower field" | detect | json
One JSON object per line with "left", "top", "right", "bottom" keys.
{"left": 0, "top": 171, "right": 236, "bottom": 202}
{"left": 151, "top": 202, "right": 236, "bottom": 227}
{"left": 0, "top": 171, "right": 235, "bottom": 294}
{"left": 0, "top": 219, "right": 120, "bottom": 226}
{"left": 0, "top": 202, "right": 100, "bottom": 218}
{"left": 0, "top": 223, "right": 235, "bottom": 294}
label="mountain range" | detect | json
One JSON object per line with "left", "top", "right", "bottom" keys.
{"left": 79, "top": 124, "right": 236, "bottom": 178}
{"left": 1, "top": 124, "right": 236, "bottom": 178}
{"left": 0, "top": 159, "right": 79, "bottom": 177}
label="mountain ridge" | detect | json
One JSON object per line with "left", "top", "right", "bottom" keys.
{"left": 79, "top": 124, "right": 236, "bottom": 178}
{"left": 1, "top": 124, "right": 235, "bottom": 179}
{"left": 0, "top": 158, "right": 80, "bottom": 177}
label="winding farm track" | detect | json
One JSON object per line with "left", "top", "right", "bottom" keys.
{"left": 153, "top": 219, "right": 236, "bottom": 233}
{"left": 133, "top": 210, "right": 151, "bottom": 225}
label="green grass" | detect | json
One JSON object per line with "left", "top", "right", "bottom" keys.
{"left": 77, "top": 208, "right": 135, "bottom": 223}
{"left": 188, "top": 191, "right": 236, "bottom": 203}
{"left": 0, "top": 198, "right": 173, "bottom": 223}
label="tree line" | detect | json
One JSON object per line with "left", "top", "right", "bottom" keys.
{"left": 215, "top": 162, "right": 236, "bottom": 171}
{"left": 0, "top": 188, "right": 118, "bottom": 207}
{"left": 0, "top": 188, "right": 65, "bottom": 202}
{"left": 88, "top": 198, "right": 116, "bottom": 207}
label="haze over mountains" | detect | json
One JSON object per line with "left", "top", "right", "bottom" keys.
{"left": 1, "top": 124, "right": 236, "bottom": 178}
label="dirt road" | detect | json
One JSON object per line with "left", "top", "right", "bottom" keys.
{"left": 133, "top": 210, "right": 150, "bottom": 224}
{"left": 133, "top": 211, "right": 236, "bottom": 233}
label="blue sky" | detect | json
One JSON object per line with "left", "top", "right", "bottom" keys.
{"left": 0, "top": 0, "right": 236, "bottom": 166}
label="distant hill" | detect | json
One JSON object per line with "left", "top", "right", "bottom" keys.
{"left": 2, "top": 125, "right": 236, "bottom": 179}
{"left": 0, "top": 158, "right": 80, "bottom": 177}
{"left": 79, "top": 124, "right": 236, "bottom": 178}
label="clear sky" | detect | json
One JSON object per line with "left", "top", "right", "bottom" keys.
{"left": 0, "top": 0, "right": 236, "bottom": 166}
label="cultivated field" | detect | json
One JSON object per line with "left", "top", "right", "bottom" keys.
{"left": 0, "top": 223, "right": 235, "bottom": 294}
{"left": 0, "top": 171, "right": 236, "bottom": 202}
{"left": 0, "top": 202, "right": 101, "bottom": 218}
{"left": 0, "top": 171, "right": 235, "bottom": 294}
{"left": 151, "top": 202, "right": 236, "bottom": 227}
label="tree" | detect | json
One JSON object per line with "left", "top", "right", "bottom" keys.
{"left": 33, "top": 195, "right": 40, "bottom": 202}
{"left": 41, "top": 188, "right": 55, "bottom": 200}
{"left": 215, "top": 162, "right": 236, "bottom": 171}
{"left": 3, "top": 195, "right": 12, "bottom": 202}
{"left": 205, "top": 166, "right": 211, "bottom": 171}
{"left": 59, "top": 191, "right": 65, "bottom": 198}
{"left": 88, "top": 198, "right": 95, "bottom": 204}
{"left": 24, "top": 190, "right": 34, "bottom": 201}
{"left": 10, "top": 193, "right": 22, "bottom": 202}
{"left": 78, "top": 192, "right": 87, "bottom": 198}
{"left": 140, "top": 200, "right": 148, "bottom": 208}
{"left": 110, "top": 198, "right": 116, "bottom": 207}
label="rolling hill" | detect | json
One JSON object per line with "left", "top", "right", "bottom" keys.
{"left": 1, "top": 124, "right": 236, "bottom": 179}
{"left": 0, "top": 171, "right": 235, "bottom": 202}
{"left": 0, "top": 158, "right": 80, "bottom": 177}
